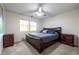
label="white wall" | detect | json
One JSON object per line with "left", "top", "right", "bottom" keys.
{"left": 4, "top": 11, "right": 43, "bottom": 42}
{"left": 43, "top": 9, "right": 79, "bottom": 46}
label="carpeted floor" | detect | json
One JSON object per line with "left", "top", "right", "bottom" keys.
{"left": 1, "top": 40, "right": 79, "bottom": 55}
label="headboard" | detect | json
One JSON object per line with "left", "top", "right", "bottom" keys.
{"left": 43, "top": 27, "right": 61, "bottom": 33}
{"left": 43, "top": 27, "right": 62, "bottom": 38}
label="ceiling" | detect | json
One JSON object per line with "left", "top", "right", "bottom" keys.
{"left": 3, "top": 3, "right": 79, "bottom": 19}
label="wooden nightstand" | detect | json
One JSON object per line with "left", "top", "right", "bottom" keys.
{"left": 61, "top": 34, "right": 74, "bottom": 46}
{"left": 3, "top": 34, "right": 14, "bottom": 48}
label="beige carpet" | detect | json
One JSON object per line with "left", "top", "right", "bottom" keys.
{"left": 1, "top": 41, "right": 79, "bottom": 55}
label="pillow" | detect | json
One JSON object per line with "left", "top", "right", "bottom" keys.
{"left": 47, "top": 30, "right": 56, "bottom": 34}
{"left": 42, "top": 30, "right": 48, "bottom": 33}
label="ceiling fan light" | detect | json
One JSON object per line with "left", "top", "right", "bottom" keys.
{"left": 38, "top": 7, "right": 42, "bottom": 12}
{"left": 36, "top": 12, "right": 44, "bottom": 16}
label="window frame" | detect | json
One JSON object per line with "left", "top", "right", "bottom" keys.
{"left": 20, "top": 20, "right": 37, "bottom": 32}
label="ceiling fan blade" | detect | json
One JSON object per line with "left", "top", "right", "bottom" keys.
{"left": 43, "top": 10, "right": 53, "bottom": 17}
{"left": 25, "top": 3, "right": 44, "bottom": 14}
{"left": 22, "top": 4, "right": 42, "bottom": 14}
{"left": 26, "top": 9, "right": 37, "bottom": 13}
{"left": 27, "top": 3, "right": 43, "bottom": 13}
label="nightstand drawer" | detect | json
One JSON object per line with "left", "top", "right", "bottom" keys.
{"left": 62, "top": 38, "right": 73, "bottom": 43}
{"left": 61, "top": 34, "right": 74, "bottom": 46}
{"left": 62, "top": 36, "right": 73, "bottom": 42}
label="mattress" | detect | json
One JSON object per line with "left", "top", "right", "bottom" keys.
{"left": 26, "top": 32, "right": 58, "bottom": 43}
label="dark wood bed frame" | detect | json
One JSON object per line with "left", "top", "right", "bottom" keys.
{"left": 26, "top": 27, "right": 62, "bottom": 53}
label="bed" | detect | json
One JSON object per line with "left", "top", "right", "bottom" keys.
{"left": 25, "top": 27, "right": 61, "bottom": 53}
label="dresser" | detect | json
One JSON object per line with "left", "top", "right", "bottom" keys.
{"left": 61, "top": 34, "right": 74, "bottom": 46}
{"left": 3, "top": 34, "right": 14, "bottom": 48}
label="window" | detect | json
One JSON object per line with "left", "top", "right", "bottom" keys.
{"left": 20, "top": 20, "right": 37, "bottom": 32}
{"left": 20, "top": 20, "right": 29, "bottom": 32}
{"left": 0, "top": 16, "right": 3, "bottom": 33}
{"left": 30, "top": 21, "right": 37, "bottom": 31}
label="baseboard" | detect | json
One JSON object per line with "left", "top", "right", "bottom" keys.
{"left": 14, "top": 39, "right": 24, "bottom": 44}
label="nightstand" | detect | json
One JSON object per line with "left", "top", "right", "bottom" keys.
{"left": 61, "top": 34, "right": 74, "bottom": 46}
{"left": 3, "top": 34, "right": 14, "bottom": 48}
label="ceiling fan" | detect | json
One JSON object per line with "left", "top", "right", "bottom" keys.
{"left": 35, "top": 3, "right": 44, "bottom": 16}
{"left": 28, "top": 3, "right": 52, "bottom": 18}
